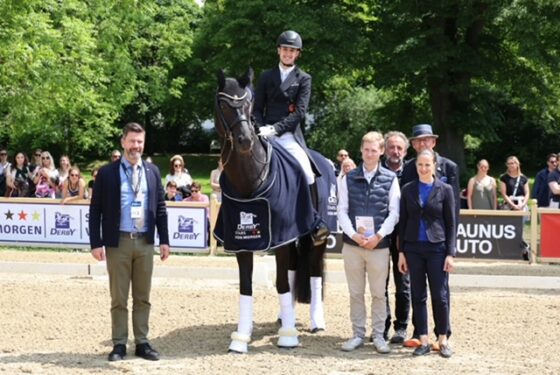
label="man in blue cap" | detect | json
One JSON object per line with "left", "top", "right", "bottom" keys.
{"left": 399, "top": 123, "right": 458, "bottom": 349}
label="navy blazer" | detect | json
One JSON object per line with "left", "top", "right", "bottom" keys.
{"left": 401, "top": 153, "right": 460, "bottom": 216}
{"left": 253, "top": 65, "right": 311, "bottom": 149}
{"left": 398, "top": 179, "right": 457, "bottom": 256}
{"left": 89, "top": 160, "right": 169, "bottom": 249}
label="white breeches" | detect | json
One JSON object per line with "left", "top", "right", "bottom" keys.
{"left": 274, "top": 133, "right": 315, "bottom": 184}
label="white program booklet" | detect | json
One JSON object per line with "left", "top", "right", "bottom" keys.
{"left": 355, "top": 216, "right": 375, "bottom": 237}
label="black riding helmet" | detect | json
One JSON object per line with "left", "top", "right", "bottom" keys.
{"left": 277, "top": 30, "right": 302, "bottom": 50}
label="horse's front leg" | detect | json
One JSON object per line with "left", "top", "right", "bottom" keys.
{"left": 276, "top": 246, "right": 299, "bottom": 348}
{"left": 229, "top": 252, "right": 254, "bottom": 354}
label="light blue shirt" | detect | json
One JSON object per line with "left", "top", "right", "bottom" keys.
{"left": 119, "top": 158, "right": 149, "bottom": 232}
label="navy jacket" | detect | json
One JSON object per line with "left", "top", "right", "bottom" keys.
{"left": 89, "top": 160, "right": 169, "bottom": 249}
{"left": 399, "top": 179, "right": 457, "bottom": 256}
{"left": 401, "top": 153, "right": 460, "bottom": 217}
{"left": 532, "top": 167, "right": 551, "bottom": 207}
{"left": 253, "top": 65, "right": 311, "bottom": 149}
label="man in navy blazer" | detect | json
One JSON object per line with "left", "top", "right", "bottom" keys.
{"left": 401, "top": 124, "right": 460, "bottom": 216}
{"left": 89, "top": 122, "right": 169, "bottom": 362}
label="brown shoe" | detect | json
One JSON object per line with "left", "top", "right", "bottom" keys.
{"left": 403, "top": 338, "right": 421, "bottom": 348}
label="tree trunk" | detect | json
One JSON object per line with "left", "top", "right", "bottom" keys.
{"left": 427, "top": 75, "right": 466, "bottom": 180}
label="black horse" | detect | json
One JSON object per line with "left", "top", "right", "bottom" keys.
{"left": 213, "top": 68, "right": 334, "bottom": 353}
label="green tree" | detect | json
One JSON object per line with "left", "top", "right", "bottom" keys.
{"left": 348, "top": 0, "right": 560, "bottom": 173}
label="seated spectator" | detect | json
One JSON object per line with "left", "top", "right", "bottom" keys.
{"left": 61, "top": 166, "right": 86, "bottom": 204}
{"left": 0, "top": 147, "right": 11, "bottom": 197}
{"left": 183, "top": 181, "right": 210, "bottom": 244}
{"left": 210, "top": 159, "right": 223, "bottom": 202}
{"left": 6, "top": 152, "right": 32, "bottom": 197}
{"left": 164, "top": 180, "right": 183, "bottom": 201}
{"left": 466, "top": 159, "right": 497, "bottom": 209}
{"left": 166, "top": 154, "right": 193, "bottom": 196}
{"left": 110, "top": 150, "right": 121, "bottom": 162}
{"left": 33, "top": 151, "right": 59, "bottom": 199}
{"left": 57, "top": 155, "right": 71, "bottom": 198}
{"left": 87, "top": 168, "right": 98, "bottom": 199}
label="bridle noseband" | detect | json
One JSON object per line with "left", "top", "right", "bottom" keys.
{"left": 216, "top": 89, "right": 254, "bottom": 167}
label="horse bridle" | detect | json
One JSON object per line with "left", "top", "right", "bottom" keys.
{"left": 216, "top": 88, "right": 267, "bottom": 168}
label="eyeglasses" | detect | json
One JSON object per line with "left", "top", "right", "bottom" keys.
{"left": 42, "top": 156, "right": 50, "bottom": 160}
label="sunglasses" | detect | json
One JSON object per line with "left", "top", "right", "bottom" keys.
{"left": 191, "top": 189, "right": 200, "bottom": 193}
{"left": 174, "top": 164, "right": 182, "bottom": 167}
{"left": 70, "top": 173, "right": 79, "bottom": 177}
{"left": 35, "top": 153, "right": 41, "bottom": 156}
{"left": 42, "top": 156, "right": 50, "bottom": 160}
{"left": 0, "top": 152, "right": 7, "bottom": 156}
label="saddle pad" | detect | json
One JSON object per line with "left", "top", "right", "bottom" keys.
{"left": 214, "top": 139, "right": 313, "bottom": 252}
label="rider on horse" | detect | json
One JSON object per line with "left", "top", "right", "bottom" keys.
{"left": 253, "top": 30, "right": 329, "bottom": 243}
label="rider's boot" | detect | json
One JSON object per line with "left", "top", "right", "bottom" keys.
{"left": 309, "top": 182, "right": 329, "bottom": 243}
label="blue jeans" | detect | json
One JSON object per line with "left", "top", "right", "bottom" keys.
{"left": 405, "top": 243, "right": 450, "bottom": 337}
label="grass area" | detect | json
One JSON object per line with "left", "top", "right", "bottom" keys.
{"left": 81, "top": 153, "right": 221, "bottom": 196}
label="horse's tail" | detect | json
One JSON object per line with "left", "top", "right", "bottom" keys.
{"left": 294, "top": 233, "right": 326, "bottom": 303}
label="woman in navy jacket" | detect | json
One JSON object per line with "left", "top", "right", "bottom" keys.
{"left": 398, "top": 149, "right": 456, "bottom": 358}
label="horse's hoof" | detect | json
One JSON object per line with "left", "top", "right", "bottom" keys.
{"left": 310, "top": 327, "right": 325, "bottom": 334}
{"left": 229, "top": 332, "right": 250, "bottom": 353}
{"left": 277, "top": 336, "right": 299, "bottom": 348}
{"left": 277, "top": 327, "right": 299, "bottom": 348}
{"left": 228, "top": 340, "right": 248, "bottom": 354}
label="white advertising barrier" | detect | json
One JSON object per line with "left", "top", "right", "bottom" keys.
{"left": 0, "top": 198, "right": 209, "bottom": 253}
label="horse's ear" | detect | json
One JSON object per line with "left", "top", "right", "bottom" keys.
{"left": 217, "top": 69, "right": 226, "bottom": 91}
{"left": 238, "top": 66, "right": 254, "bottom": 88}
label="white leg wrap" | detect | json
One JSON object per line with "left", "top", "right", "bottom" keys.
{"left": 229, "top": 295, "right": 253, "bottom": 353}
{"left": 279, "top": 292, "right": 296, "bottom": 329}
{"left": 310, "top": 277, "right": 326, "bottom": 330}
{"left": 237, "top": 295, "right": 253, "bottom": 336}
{"left": 288, "top": 269, "right": 296, "bottom": 308}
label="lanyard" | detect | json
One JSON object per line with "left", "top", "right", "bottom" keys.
{"left": 121, "top": 162, "right": 143, "bottom": 197}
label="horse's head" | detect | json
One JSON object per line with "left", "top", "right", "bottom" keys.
{"left": 215, "top": 68, "right": 255, "bottom": 155}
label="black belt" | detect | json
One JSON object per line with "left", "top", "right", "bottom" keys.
{"left": 120, "top": 231, "right": 146, "bottom": 240}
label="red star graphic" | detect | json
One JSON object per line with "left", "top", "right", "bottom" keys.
{"left": 18, "top": 210, "right": 28, "bottom": 221}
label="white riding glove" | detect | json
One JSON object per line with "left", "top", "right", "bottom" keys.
{"left": 258, "top": 125, "right": 276, "bottom": 137}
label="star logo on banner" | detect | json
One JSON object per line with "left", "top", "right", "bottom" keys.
{"left": 32, "top": 211, "right": 41, "bottom": 221}
{"left": 5, "top": 210, "right": 14, "bottom": 220}
{"left": 18, "top": 210, "right": 28, "bottom": 221}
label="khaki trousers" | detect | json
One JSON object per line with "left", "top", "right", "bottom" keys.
{"left": 106, "top": 235, "right": 154, "bottom": 345}
{"left": 342, "top": 244, "right": 390, "bottom": 339}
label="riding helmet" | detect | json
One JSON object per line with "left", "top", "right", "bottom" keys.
{"left": 277, "top": 30, "right": 302, "bottom": 50}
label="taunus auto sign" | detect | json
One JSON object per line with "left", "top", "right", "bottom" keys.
{"left": 456, "top": 215, "right": 524, "bottom": 260}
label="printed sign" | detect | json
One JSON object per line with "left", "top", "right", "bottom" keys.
{"left": 456, "top": 214, "right": 525, "bottom": 259}
{"left": 0, "top": 200, "right": 208, "bottom": 252}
